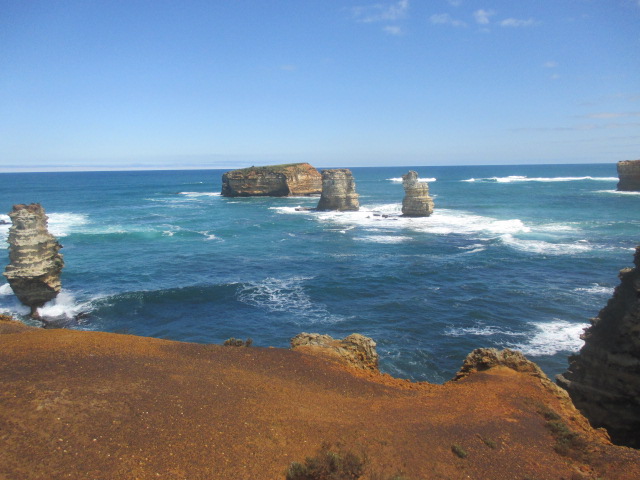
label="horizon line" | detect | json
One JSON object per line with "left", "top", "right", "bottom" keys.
{"left": 0, "top": 160, "right": 619, "bottom": 174}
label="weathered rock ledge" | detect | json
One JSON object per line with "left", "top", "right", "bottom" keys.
{"left": 3, "top": 203, "right": 64, "bottom": 317}
{"left": 291, "top": 332, "right": 379, "bottom": 371}
{"left": 557, "top": 245, "right": 640, "bottom": 448}
{"left": 617, "top": 160, "right": 640, "bottom": 191}
{"left": 221, "top": 163, "right": 322, "bottom": 197}
{"left": 1, "top": 320, "right": 639, "bottom": 479}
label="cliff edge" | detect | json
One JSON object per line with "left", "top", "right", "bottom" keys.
{"left": 221, "top": 163, "right": 322, "bottom": 197}
{"left": 1, "top": 320, "right": 638, "bottom": 479}
{"left": 557, "top": 246, "right": 640, "bottom": 448}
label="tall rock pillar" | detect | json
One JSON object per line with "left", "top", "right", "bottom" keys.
{"left": 557, "top": 246, "right": 640, "bottom": 447}
{"left": 316, "top": 169, "right": 360, "bottom": 211}
{"left": 401, "top": 171, "right": 434, "bottom": 217}
{"left": 3, "top": 204, "right": 64, "bottom": 318}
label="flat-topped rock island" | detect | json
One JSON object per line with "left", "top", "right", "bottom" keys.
{"left": 221, "top": 163, "right": 322, "bottom": 197}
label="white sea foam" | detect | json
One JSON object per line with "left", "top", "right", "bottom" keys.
{"left": 199, "top": 231, "right": 219, "bottom": 240}
{"left": 511, "top": 320, "right": 588, "bottom": 356}
{"left": 574, "top": 284, "right": 615, "bottom": 295}
{"left": 355, "top": 235, "right": 411, "bottom": 244}
{"left": 596, "top": 189, "right": 640, "bottom": 195}
{"left": 462, "top": 176, "right": 618, "bottom": 183}
{"left": 271, "top": 204, "right": 596, "bottom": 257}
{"left": 273, "top": 204, "right": 532, "bottom": 238}
{"left": 236, "top": 276, "right": 341, "bottom": 324}
{"left": 0, "top": 283, "right": 13, "bottom": 295}
{"left": 178, "top": 192, "right": 221, "bottom": 197}
{"left": 445, "top": 324, "right": 521, "bottom": 337}
{"left": 458, "top": 244, "right": 487, "bottom": 254}
{"left": 47, "top": 212, "right": 90, "bottom": 237}
{"left": 387, "top": 177, "right": 436, "bottom": 183}
{"left": 36, "top": 291, "right": 105, "bottom": 321}
{"left": 500, "top": 234, "right": 593, "bottom": 255}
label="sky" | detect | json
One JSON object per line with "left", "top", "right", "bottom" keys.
{"left": 1, "top": 0, "right": 639, "bottom": 172}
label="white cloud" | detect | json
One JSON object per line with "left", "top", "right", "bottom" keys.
{"left": 500, "top": 18, "right": 536, "bottom": 27}
{"left": 473, "top": 9, "right": 495, "bottom": 25}
{"left": 585, "top": 112, "right": 640, "bottom": 119}
{"left": 447, "top": 0, "right": 463, "bottom": 6}
{"left": 383, "top": 25, "right": 404, "bottom": 35}
{"left": 352, "top": 0, "right": 409, "bottom": 23}
{"left": 429, "top": 13, "right": 466, "bottom": 27}
{"left": 543, "top": 61, "right": 558, "bottom": 68}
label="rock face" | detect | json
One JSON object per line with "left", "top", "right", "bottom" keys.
{"left": 316, "top": 169, "right": 359, "bottom": 211}
{"left": 557, "top": 246, "right": 640, "bottom": 448}
{"left": 290, "top": 332, "right": 378, "bottom": 371}
{"left": 3, "top": 204, "right": 64, "bottom": 318}
{"left": 617, "top": 160, "right": 640, "bottom": 191}
{"left": 221, "top": 163, "right": 322, "bottom": 197}
{"left": 401, "top": 171, "right": 434, "bottom": 217}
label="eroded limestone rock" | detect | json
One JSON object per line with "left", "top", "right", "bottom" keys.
{"left": 617, "top": 160, "right": 640, "bottom": 191}
{"left": 454, "top": 348, "right": 571, "bottom": 399}
{"left": 557, "top": 246, "right": 640, "bottom": 448}
{"left": 221, "top": 163, "right": 322, "bottom": 197}
{"left": 401, "top": 171, "right": 434, "bottom": 217}
{"left": 291, "top": 332, "right": 378, "bottom": 371}
{"left": 3, "top": 204, "right": 64, "bottom": 318}
{"left": 316, "top": 169, "right": 359, "bottom": 211}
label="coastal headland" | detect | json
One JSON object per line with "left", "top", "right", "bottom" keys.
{"left": 1, "top": 317, "right": 639, "bottom": 479}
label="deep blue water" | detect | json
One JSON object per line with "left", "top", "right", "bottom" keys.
{"left": 1, "top": 164, "right": 638, "bottom": 383}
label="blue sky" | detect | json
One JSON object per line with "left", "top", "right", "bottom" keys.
{"left": 1, "top": 0, "right": 639, "bottom": 171}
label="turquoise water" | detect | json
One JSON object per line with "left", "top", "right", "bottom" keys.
{"left": 1, "top": 164, "right": 638, "bottom": 382}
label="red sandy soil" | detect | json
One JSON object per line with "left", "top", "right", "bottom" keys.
{"left": 1, "top": 318, "right": 639, "bottom": 480}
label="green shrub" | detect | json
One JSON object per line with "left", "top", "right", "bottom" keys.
{"left": 223, "top": 337, "right": 252, "bottom": 347}
{"left": 285, "top": 443, "right": 365, "bottom": 480}
{"left": 451, "top": 444, "right": 468, "bottom": 459}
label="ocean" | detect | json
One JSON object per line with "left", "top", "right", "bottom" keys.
{"left": 0, "top": 163, "right": 638, "bottom": 383}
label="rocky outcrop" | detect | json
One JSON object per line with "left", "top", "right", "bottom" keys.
{"left": 316, "top": 169, "right": 359, "bottom": 211}
{"left": 557, "top": 246, "right": 640, "bottom": 448}
{"left": 454, "top": 348, "right": 568, "bottom": 396}
{"left": 290, "top": 332, "right": 378, "bottom": 371}
{"left": 221, "top": 163, "right": 322, "bottom": 197}
{"left": 3, "top": 204, "right": 64, "bottom": 318}
{"left": 617, "top": 160, "right": 640, "bottom": 191}
{"left": 401, "top": 171, "right": 434, "bottom": 217}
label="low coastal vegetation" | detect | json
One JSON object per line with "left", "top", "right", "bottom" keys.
{"left": 222, "top": 337, "right": 253, "bottom": 347}
{"left": 285, "top": 443, "right": 408, "bottom": 480}
{"left": 536, "top": 403, "right": 588, "bottom": 459}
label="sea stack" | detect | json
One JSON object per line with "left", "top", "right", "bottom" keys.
{"left": 3, "top": 204, "right": 64, "bottom": 318}
{"left": 316, "top": 169, "right": 359, "bottom": 211}
{"left": 617, "top": 160, "right": 640, "bottom": 191}
{"left": 556, "top": 246, "right": 640, "bottom": 448}
{"left": 401, "top": 170, "right": 434, "bottom": 217}
{"left": 221, "top": 163, "right": 322, "bottom": 197}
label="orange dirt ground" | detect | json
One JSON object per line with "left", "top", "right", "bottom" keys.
{"left": 1, "top": 319, "right": 639, "bottom": 480}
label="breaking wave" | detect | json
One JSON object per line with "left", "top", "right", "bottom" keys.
{"left": 462, "top": 176, "right": 618, "bottom": 183}
{"left": 511, "top": 320, "right": 588, "bottom": 356}
{"left": 499, "top": 235, "right": 593, "bottom": 255}
{"left": 177, "top": 192, "right": 222, "bottom": 197}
